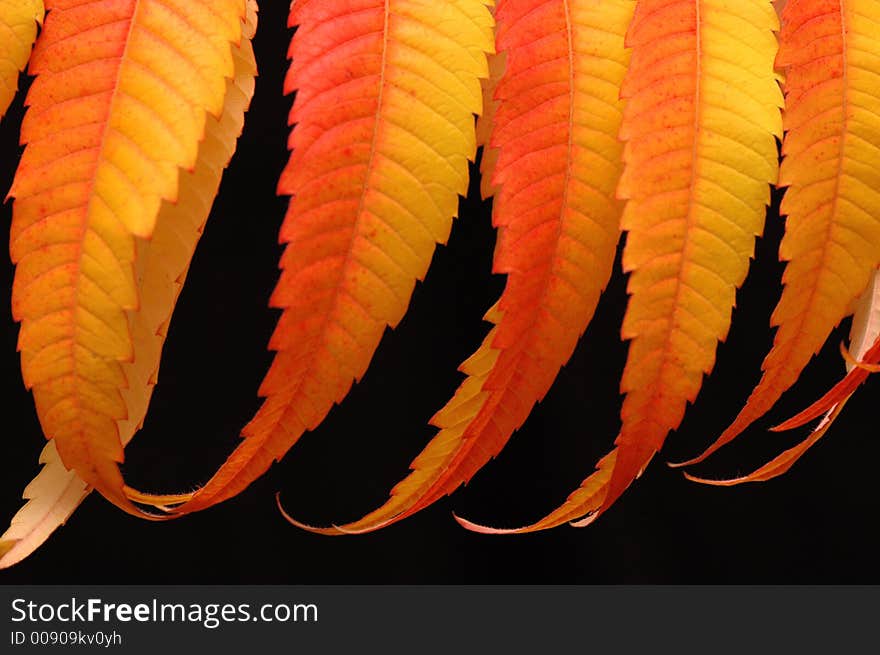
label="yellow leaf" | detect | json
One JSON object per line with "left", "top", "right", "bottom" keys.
{"left": 600, "top": 0, "right": 782, "bottom": 510}
{"left": 0, "top": 3, "right": 258, "bottom": 563}
{"left": 9, "top": 0, "right": 248, "bottom": 514}
{"left": 163, "top": 0, "right": 496, "bottom": 515}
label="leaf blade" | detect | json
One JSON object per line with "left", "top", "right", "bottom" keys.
{"left": 0, "top": 4, "right": 258, "bottom": 563}
{"left": 169, "top": 0, "right": 496, "bottom": 514}
{"left": 9, "top": 0, "right": 248, "bottom": 513}
{"left": 462, "top": 0, "right": 784, "bottom": 532}
{"left": 596, "top": 0, "right": 783, "bottom": 511}
{"left": 681, "top": 0, "right": 880, "bottom": 466}
{"left": 285, "top": 0, "right": 636, "bottom": 534}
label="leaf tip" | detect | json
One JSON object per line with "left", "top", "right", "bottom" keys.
{"left": 275, "top": 493, "right": 345, "bottom": 536}
{"left": 453, "top": 513, "right": 522, "bottom": 535}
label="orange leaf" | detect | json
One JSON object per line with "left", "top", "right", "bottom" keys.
{"left": 0, "top": 3, "right": 258, "bottom": 565}
{"left": 682, "top": 402, "right": 846, "bottom": 486}
{"left": 460, "top": 0, "right": 784, "bottom": 532}
{"left": 580, "top": 0, "right": 783, "bottom": 515}
{"left": 679, "top": 0, "right": 880, "bottom": 466}
{"left": 166, "top": 0, "right": 496, "bottom": 515}
{"left": 9, "top": 0, "right": 248, "bottom": 514}
{"left": 771, "top": 340, "right": 880, "bottom": 431}
{"left": 281, "top": 0, "right": 635, "bottom": 534}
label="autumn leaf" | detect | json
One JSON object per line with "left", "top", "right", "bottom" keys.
{"left": 678, "top": 0, "right": 880, "bottom": 466}
{"left": 0, "top": 1, "right": 258, "bottom": 565}
{"left": 2, "top": 0, "right": 878, "bottom": 568}
{"left": 161, "top": 0, "right": 496, "bottom": 515}
{"left": 280, "top": 0, "right": 635, "bottom": 534}
{"left": 8, "top": 0, "right": 249, "bottom": 515}
{"left": 599, "top": 0, "right": 782, "bottom": 511}
{"left": 458, "top": 0, "right": 784, "bottom": 533}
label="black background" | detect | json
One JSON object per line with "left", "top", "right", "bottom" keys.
{"left": 2, "top": 2, "right": 879, "bottom": 584}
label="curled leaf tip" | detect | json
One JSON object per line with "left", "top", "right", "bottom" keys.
{"left": 681, "top": 471, "right": 745, "bottom": 487}
{"left": 666, "top": 455, "right": 703, "bottom": 469}
{"left": 567, "top": 509, "right": 604, "bottom": 528}
{"left": 275, "top": 493, "right": 345, "bottom": 536}
{"left": 452, "top": 513, "right": 524, "bottom": 535}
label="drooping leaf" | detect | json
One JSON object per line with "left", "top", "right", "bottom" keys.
{"left": 163, "top": 0, "right": 496, "bottom": 515}
{"left": 0, "top": 0, "right": 43, "bottom": 121}
{"left": 592, "top": 0, "right": 782, "bottom": 514}
{"left": 0, "top": 3, "right": 258, "bottom": 563}
{"left": 280, "top": 0, "right": 635, "bottom": 535}
{"left": 679, "top": 0, "right": 880, "bottom": 466}
{"left": 2, "top": 0, "right": 875, "bottom": 562}
{"left": 117, "top": 0, "right": 258, "bottom": 503}
{"left": 8, "top": 0, "right": 248, "bottom": 515}
{"left": 685, "top": 268, "right": 880, "bottom": 486}
{"left": 459, "top": 0, "right": 784, "bottom": 533}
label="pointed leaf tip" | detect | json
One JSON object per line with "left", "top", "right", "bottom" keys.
{"left": 275, "top": 494, "right": 350, "bottom": 536}
{"left": 682, "top": 269, "right": 880, "bottom": 483}
{"left": 682, "top": 401, "right": 846, "bottom": 488}
{"left": 453, "top": 513, "right": 524, "bottom": 535}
